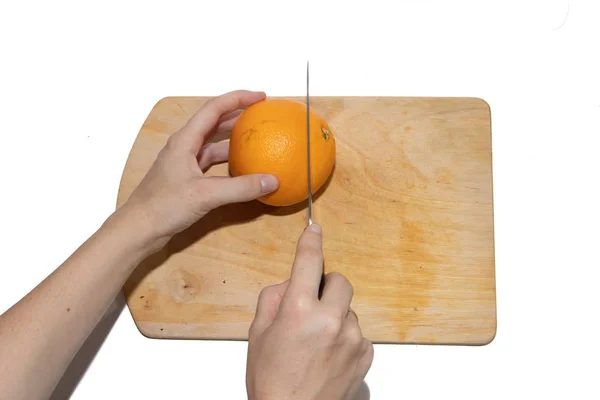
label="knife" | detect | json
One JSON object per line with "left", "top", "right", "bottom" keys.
{"left": 306, "top": 61, "right": 326, "bottom": 298}
{"left": 306, "top": 60, "right": 313, "bottom": 226}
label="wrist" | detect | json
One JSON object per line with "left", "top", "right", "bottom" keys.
{"left": 106, "top": 203, "right": 171, "bottom": 257}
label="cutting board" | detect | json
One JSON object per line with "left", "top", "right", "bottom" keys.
{"left": 117, "top": 96, "right": 496, "bottom": 345}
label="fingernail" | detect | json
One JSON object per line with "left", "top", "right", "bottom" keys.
{"left": 309, "top": 224, "right": 321, "bottom": 234}
{"left": 260, "top": 175, "right": 279, "bottom": 194}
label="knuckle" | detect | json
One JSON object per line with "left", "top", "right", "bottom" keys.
{"left": 327, "top": 272, "right": 353, "bottom": 291}
{"left": 257, "top": 284, "right": 282, "bottom": 305}
{"left": 153, "top": 152, "right": 173, "bottom": 176}
{"left": 347, "top": 327, "right": 363, "bottom": 346}
{"left": 200, "top": 144, "right": 215, "bottom": 164}
{"left": 363, "top": 340, "right": 375, "bottom": 364}
{"left": 257, "top": 286, "right": 274, "bottom": 304}
{"left": 201, "top": 99, "right": 222, "bottom": 118}
{"left": 327, "top": 271, "right": 346, "bottom": 282}
{"left": 229, "top": 175, "right": 262, "bottom": 199}
{"left": 156, "top": 147, "right": 170, "bottom": 164}
{"left": 157, "top": 137, "right": 182, "bottom": 165}
{"left": 320, "top": 313, "right": 343, "bottom": 337}
{"left": 289, "top": 294, "right": 312, "bottom": 313}
{"left": 243, "top": 175, "right": 262, "bottom": 194}
{"left": 164, "top": 134, "right": 179, "bottom": 152}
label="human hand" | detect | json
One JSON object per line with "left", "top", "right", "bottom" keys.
{"left": 246, "top": 225, "right": 374, "bottom": 400}
{"left": 120, "top": 90, "right": 279, "bottom": 250}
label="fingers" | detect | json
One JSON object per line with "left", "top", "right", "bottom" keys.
{"left": 209, "top": 110, "right": 243, "bottom": 144}
{"left": 285, "top": 225, "right": 325, "bottom": 300}
{"left": 356, "top": 339, "right": 375, "bottom": 379}
{"left": 249, "top": 280, "right": 290, "bottom": 339}
{"left": 198, "top": 110, "right": 244, "bottom": 170}
{"left": 198, "top": 142, "right": 229, "bottom": 171}
{"left": 216, "top": 109, "right": 243, "bottom": 132}
{"left": 199, "top": 174, "right": 279, "bottom": 209}
{"left": 346, "top": 308, "right": 359, "bottom": 326}
{"left": 321, "top": 272, "right": 354, "bottom": 315}
{"left": 178, "top": 90, "right": 266, "bottom": 153}
{"left": 341, "top": 311, "right": 373, "bottom": 395}
{"left": 342, "top": 309, "right": 363, "bottom": 350}
{"left": 219, "top": 108, "right": 244, "bottom": 124}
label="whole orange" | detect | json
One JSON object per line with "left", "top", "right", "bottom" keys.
{"left": 228, "top": 98, "right": 336, "bottom": 207}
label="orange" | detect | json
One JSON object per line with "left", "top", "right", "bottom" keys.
{"left": 228, "top": 98, "right": 336, "bottom": 207}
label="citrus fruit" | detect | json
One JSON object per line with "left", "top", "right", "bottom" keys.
{"left": 228, "top": 98, "right": 336, "bottom": 207}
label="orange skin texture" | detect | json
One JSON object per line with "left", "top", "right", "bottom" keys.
{"left": 228, "top": 99, "right": 336, "bottom": 207}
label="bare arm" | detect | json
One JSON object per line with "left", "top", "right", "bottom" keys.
{"left": 0, "top": 90, "right": 278, "bottom": 400}
{"left": 0, "top": 208, "right": 156, "bottom": 399}
{"left": 0, "top": 89, "right": 374, "bottom": 400}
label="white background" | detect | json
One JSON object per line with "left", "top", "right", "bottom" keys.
{"left": 1, "top": 1, "right": 599, "bottom": 399}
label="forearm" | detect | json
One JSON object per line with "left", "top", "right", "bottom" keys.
{"left": 0, "top": 207, "right": 157, "bottom": 400}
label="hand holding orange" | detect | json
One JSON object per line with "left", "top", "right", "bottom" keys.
{"left": 228, "top": 99, "right": 336, "bottom": 207}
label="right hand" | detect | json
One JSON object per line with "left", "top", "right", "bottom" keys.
{"left": 246, "top": 224, "right": 374, "bottom": 400}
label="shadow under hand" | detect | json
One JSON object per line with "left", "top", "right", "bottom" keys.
{"left": 50, "top": 294, "right": 126, "bottom": 400}
{"left": 125, "top": 162, "right": 337, "bottom": 302}
{"left": 125, "top": 199, "right": 273, "bottom": 295}
{"left": 352, "top": 381, "right": 371, "bottom": 400}
{"left": 172, "top": 200, "right": 273, "bottom": 253}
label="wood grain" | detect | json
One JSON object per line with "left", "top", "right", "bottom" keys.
{"left": 117, "top": 96, "right": 496, "bottom": 345}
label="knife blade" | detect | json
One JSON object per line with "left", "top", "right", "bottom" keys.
{"left": 306, "top": 61, "right": 325, "bottom": 298}
{"left": 306, "top": 61, "right": 313, "bottom": 226}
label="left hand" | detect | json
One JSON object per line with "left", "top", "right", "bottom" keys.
{"left": 121, "top": 90, "right": 279, "bottom": 250}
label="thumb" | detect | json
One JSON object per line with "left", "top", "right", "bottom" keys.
{"left": 201, "top": 174, "right": 279, "bottom": 209}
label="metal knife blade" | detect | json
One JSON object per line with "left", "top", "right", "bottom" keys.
{"left": 306, "top": 61, "right": 325, "bottom": 299}
{"left": 306, "top": 61, "right": 313, "bottom": 226}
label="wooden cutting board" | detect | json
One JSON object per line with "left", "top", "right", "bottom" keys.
{"left": 117, "top": 96, "right": 496, "bottom": 345}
